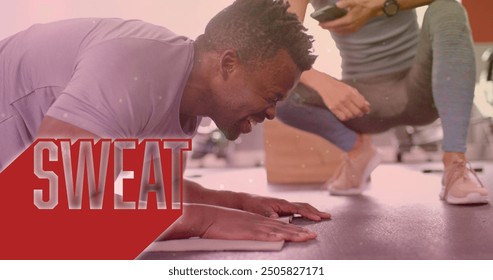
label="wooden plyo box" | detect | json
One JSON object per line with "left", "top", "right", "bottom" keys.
{"left": 263, "top": 119, "right": 343, "bottom": 184}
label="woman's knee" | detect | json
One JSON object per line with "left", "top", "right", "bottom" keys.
{"left": 275, "top": 95, "right": 318, "bottom": 126}
{"left": 424, "top": 0, "right": 469, "bottom": 32}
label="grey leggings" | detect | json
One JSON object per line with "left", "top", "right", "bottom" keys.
{"left": 276, "top": 0, "right": 475, "bottom": 153}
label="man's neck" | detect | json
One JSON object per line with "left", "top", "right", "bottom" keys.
{"left": 180, "top": 45, "right": 214, "bottom": 118}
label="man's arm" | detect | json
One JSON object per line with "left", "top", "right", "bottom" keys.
{"left": 184, "top": 179, "right": 243, "bottom": 208}
{"left": 159, "top": 203, "right": 317, "bottom": 242}
{"left": 183, "top": 179, "right": 331, "bottom": 221}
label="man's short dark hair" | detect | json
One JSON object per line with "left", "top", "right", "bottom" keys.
{"left": 197, "top": 0, "right": 316, "bottom": 71}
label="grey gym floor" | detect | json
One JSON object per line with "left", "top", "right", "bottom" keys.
{"left": 139, "top": 161, "right": 493, "bottom": 260}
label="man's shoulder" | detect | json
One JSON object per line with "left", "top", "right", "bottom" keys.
{"left": 75, "top": 18, "right": 193, "bottom": 62}
{"left": 93, "top": 18, "right": 192, "bottom": 45}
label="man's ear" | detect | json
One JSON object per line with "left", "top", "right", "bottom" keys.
{"left": 219, "top": 49, "right": 239, "bottom": 79}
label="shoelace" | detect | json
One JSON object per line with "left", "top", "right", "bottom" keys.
{"left": 443, "top": 161, "right": 485, "bottom": 199}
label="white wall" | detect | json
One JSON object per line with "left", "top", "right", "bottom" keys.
{"left": 0, "top": 0, "right": 232, "bottom": 40}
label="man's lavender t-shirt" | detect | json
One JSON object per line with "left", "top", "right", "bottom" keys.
{"left": 0, "top": 18, "right": 198, "bottom": 170}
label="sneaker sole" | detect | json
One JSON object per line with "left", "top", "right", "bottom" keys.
{"left": 439, "top": 189, "right": 489, "bottom": 205}
{"left": 328, "top": 150, "right": 382, "bottom": 196}
{"left": 329, "top": 178, "right": 372, "bottom": 195}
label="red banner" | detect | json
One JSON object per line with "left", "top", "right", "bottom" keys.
{"left": 0, "top": 139, "right": 189, "bottom": 259}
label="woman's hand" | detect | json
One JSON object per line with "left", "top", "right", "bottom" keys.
{"left": 319, "top": 0, "right": 383, "bottom": 34}
{"left": 303, "top": 69, "right": 370, "bottom": 121}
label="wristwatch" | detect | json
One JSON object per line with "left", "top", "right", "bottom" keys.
{"left": 383, "top": 0, "right": 400, "bottom": 17}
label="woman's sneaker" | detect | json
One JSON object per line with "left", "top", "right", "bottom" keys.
{"left": 326, "top": 135, "right": 381, "bottom": 196}
{"left": 440, "top": 160, "right": 489, "bottom": 204}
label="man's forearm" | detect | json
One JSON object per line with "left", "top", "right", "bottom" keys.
{"left": 183, "top": 179, "right": 246, "bottom": 210}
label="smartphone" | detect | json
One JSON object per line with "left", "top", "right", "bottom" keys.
{"left": 310, "top": 5, "right": 347, "bottom": 22}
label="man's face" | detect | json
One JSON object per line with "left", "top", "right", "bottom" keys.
{"left": 209, "top": 49, "right": 301, "bottom": 140}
